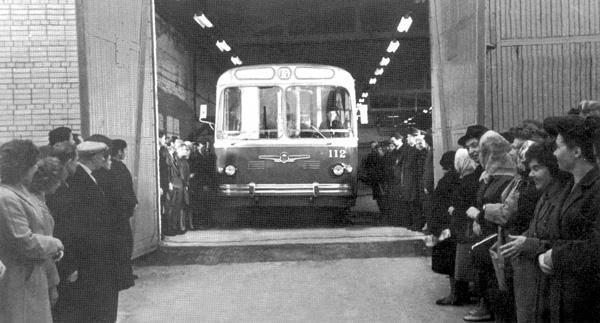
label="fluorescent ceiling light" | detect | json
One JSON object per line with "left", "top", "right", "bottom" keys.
{"left": 404, "top": 120, "right": 408, "bottom": 124}
{"left": 216, "top": 40, "right": 231, "bottom": 52}
{"left": 230, "top": 56, "right": 242, "bottom": 65}
{"left": 361, "top": 92, "right": 368, "bottom": 98}
{"left": 369, "top": 78, "right": 377, "bottom": 84}
{"left": 379, "top": 57, "right": 390, "bottom": 66}
{"left": 193, "top": 13, "right": 214, "bottom": 28}
{"left": 386, "top": 40, "right": 400, "bottom": 53}
{"left": 397, "top": 15, "right": 413, "bottom": 32}
{"left": 374, "top": 68, "right": 384, "bottom": 76}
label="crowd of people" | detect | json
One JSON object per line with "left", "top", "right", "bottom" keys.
{"left": 422, "top": 100, "right": 599, "bottom": 322}
{"left": 360, "top": 128, "right": 434, "bottom": 231}
{"left": 158, "top": 130, "right": 216, "bottom": 236}
{"left": 0, "top": 127, "right": 138, "bottom": 323}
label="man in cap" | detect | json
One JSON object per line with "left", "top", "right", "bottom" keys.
{"left": 53, "top": 141, "right": 121, "bottom": 323}
{"left": 319, "top": 108, "right": 344, "bottom": 137}
{"left": 458, "top": 125, "right": 488, "bottom": 164}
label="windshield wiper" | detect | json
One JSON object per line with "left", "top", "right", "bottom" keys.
{"left": 310, "top": 124, "right": 328, "bottom": 139}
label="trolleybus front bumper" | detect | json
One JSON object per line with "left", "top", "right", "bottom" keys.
{"left": 217, "top": 183, "right": 356, "bottom": 207}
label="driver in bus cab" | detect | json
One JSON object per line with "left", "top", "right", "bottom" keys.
{"left": 319, "top": 107, "right": 343, "bottom": 136}
{"left": 227, "top": 106, "right": 241, "bottom": 132}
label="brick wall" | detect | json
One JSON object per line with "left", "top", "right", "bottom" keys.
{"left": 0, "top": 0, "right": 80, "bottom": 146}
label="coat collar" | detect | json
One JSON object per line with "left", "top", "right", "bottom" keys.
{"left": 0, "top": 184, "right": 36, "bottom": 208}
{"left": 561, "top": 167, "right": 600, "bottom": 213}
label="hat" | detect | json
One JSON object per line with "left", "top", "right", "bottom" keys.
{"left": 458, "top": 125, "right": 489, "bottom": 146}
{"left": 579, "top": 100, "right": 600, "bottom": 114}
{"left": 543, "top": 115, "right": 585, "bottom": 137}
{"left": 76, "top": 141, "right": 108, "bottom": 156}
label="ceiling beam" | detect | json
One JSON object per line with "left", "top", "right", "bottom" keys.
{"left": 231, "top": 30, "right": 429, "bottom": 46}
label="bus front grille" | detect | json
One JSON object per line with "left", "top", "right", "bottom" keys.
{"left": 247, "top": 161, "right": 266, "bottom": 170}
{"left": 301, "top": 161, "right": 320, "bottom": 170}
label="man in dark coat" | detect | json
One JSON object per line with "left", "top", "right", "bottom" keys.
{"left": 189, "top": 141, "right": 216, "bottom": 228}
{"left": 103, "top": 139, "right": 138, "bottom": 289}
{"left": 53, "top": 141, "right": 121, "bottom": 323}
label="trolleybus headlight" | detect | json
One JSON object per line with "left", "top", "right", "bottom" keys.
{"left": 224, "top": 165, "right": 237, "bottom": 176}
{"left": 344, "top": 164, "right": 353, "bottom": 173}
{"left": 332, "top": 164, "right": 345, "bottom": 176}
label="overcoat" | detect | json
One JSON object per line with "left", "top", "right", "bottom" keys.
{"left": 512, "top": 177, "right": 565, "bottom": 323}
{"left": 430, "top": 169, "right": 460, "bottom": 275}
{"left": 31, "top": 193, "right": 61, "bottom": 295}
{"left": 94, "top": 159, "right": 137, "bottom": 291}
{"left": 53, "top": 165, "right": 120, "bottom": 323}
{"left": 547, "top": 167, "right": 600, "bottom": 323}
{"left": 0, "top": 184, "right": 62, "bottom": 323}
{"left": 449, "top": 166, "right": 483, "bottom": 244}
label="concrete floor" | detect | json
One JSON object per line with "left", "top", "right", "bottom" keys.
{"left": 117, "top": 257, "right": 468, "bottom": 323}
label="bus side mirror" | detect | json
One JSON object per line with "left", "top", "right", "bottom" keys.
{"left": 199, "top": 104, "right": 208, "bottom": 120}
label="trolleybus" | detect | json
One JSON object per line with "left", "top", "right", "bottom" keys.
{"left": 214, "top": 64, "right": 358, "bottom": 209}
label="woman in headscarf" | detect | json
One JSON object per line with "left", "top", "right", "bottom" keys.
{"left": 0, "top": 140, "right": 64, "bottom": 323}
{"left": 498, "top": 142, "right": 570, "bottom": 322}
{"left": 443, "top": 148, "right": 482, "bottom": 306}
{"left": 465, "top": 130, "right": 516, "bottom": 322}
{"left": 535, "top": 116, "right": 600, "bottom": 322}
{"left": 27, "top": 157, "right": 68, "bottom": 310}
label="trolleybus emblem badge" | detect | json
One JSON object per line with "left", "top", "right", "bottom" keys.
{"left": 258, "top": 152, "right": 310, "bottom": 164}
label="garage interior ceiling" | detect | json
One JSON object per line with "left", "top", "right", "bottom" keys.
{"left": 155, "top": 0, "right": 430, "bottom": 116}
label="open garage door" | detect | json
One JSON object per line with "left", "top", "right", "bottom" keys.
{"left": 76, "top": 0, "right": 160, "bottom": 257}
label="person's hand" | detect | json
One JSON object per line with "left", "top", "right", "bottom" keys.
{"left": 472, "top": 221, "right": 482, "bottom": 236}
{"left": 499, "top": 235, "right": 526, "bottom": 258}
{"left": 53, "top": 250, "right": 64, "bottom": 262}
{"left": 0, "top": 260, "right": 5, "bottom": 279}
{"left": 538, "top": 250, "right": 553, "bottom": 275}
{"left": 169, "top": 183, "right": 174, "bottom": 191}
{"left": 66, "top": 270, "right": 78, "bottom": 283}
{"left": 439, "top": 228, "right": 451, "bottom": 241}
{"left": 448, "top": 206, "right": 455, "bottom": 215}
{"left": 466, "top": 207, "right": 480, "bottom": 220}
{"left": 49, "top": 286, "right": 59, "bottom": 307}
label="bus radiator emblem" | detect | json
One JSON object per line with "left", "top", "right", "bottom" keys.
{"left": 258, "top": 152, "right": 310, "bottom": 164}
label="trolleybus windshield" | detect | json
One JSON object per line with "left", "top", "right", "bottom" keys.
{"left": 285, "top": 86, "right": 352, "bottom": 138}
{"left": 217, "top": 85, "right": 353, "bottom": 140}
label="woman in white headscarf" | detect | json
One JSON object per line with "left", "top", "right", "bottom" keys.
{"left": 440, "top": 148, "right": 482, "bottom": 306}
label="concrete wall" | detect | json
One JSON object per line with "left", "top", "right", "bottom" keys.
{"left": 77, "top": 0, "right": 159, "bottom": 257}
{"left": 0, "top": 0, "right": 80, "bottom": 145}
{"left": 155, "top": 15, "right": 218, "bottom": 140}
{"left": 429, "top": 0, "right": 485, "bottom": 181}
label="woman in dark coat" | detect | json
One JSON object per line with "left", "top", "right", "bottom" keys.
{"left": 466, "top": 130, "right": 516, "bottom": 322}
{"left": 535, "top": 116, "right": 600, "bottom": 323}
{"left": 429, "top": 150, "right": 460, "bottom": 305}
{"left": 498, "top": 142, "right": 570, "bottom": 323}
{"left": 447, "top": 148, "right": 482, "bottom": 306}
